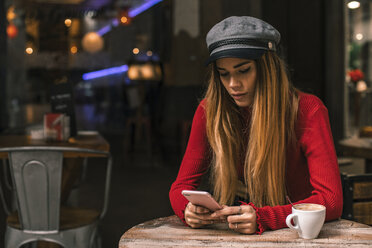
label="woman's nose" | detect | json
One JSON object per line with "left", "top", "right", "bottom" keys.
{"left": 229, "top": 76, "right": 241, "bottom": 88}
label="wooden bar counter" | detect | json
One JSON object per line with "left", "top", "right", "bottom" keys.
{"left": 119, "top": 215, "right": 372, "bottom": 248}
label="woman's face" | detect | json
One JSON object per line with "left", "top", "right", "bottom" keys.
{"left": 216, "top": 57, "right": 257, "bottom": 107}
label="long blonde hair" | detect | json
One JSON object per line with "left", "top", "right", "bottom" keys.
{"left": 205, "top": 51, "right": 299, "bottom": 207}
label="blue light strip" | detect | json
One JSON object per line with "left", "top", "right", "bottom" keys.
{"left": 97, "top": 25, "right": 112, "bottom": 36}
{"left": 97, "top": 19, "right": 120, "bottom": 36}
{"left": 82, "top": 65, "right": 128, "bottom": 80}
{"left": 95, "top": 0, "right": 162, "bottom": 36}
{"left": 129, "top": 0, "right": 163, "bottom": 18}
{"left": 112, "top": 19, "right": 119, "bottom": 26}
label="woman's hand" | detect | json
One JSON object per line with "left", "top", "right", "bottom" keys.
{"left": 184, "top": 202, "right": 224, "bottom": 228}
{"left": 211, "top": 205, "right": 257, "bottom": 234}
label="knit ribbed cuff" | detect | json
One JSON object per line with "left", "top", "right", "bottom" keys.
{"left": 240, "top": 201, "right": 265, "bottom": 235}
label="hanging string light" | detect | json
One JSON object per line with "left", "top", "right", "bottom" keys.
{"left": 6, "top": 5, "right": 16, "bottom": 22}
{"left": 6, "top": 23, "right": 18, "bottom": 39}
{"left": 347, "top": 1, "right": 360, "bottom": 9}
{"left": 132, "top": 48, "right": 140, "bottom": 54}
{"left": 70, "top": 45, "right": 78, "bottom": 54}
{"left": 118, "top": 7, "right": 131, "bottom": 25}
{"left": 6, "top": 5, "right": 18, "bottom": 39}
{"left": 65, "top": 19, "right": 72, "bottom": 27}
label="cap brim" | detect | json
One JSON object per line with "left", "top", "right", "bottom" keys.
{"left": 205, "top": 48, "right": 266, "bottom": 66}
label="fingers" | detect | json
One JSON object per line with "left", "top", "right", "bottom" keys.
{"left": 185, "top": 202, "right": 220, "bottom": 228}
{"left": 228, "top": 221, "right": 254, "bottom": 230}
{"left": 228, "top": 219, "right": 256, "bottom": 234}
{"left": 185, "top": 209, "right": 213, "bottom": 222}
{"left": 212, "top": 205, "right": 250, "bottom": 217}
{"left": 185, "top": 216, "right": 214, "bottom": 228}
{"left": 227, "top": 211, "right": 256, "bottom": 224}
{"left": 212, "top": 205, "right": 257, "bottom": 234}
{"left": 232, "top": 224, "right": 257, "bottom": 234}
{"left": 187, "top": 202, "right": 210, "bottom": 214}
{"left": 184, "top": 202, "right": 256, "bottom": 232}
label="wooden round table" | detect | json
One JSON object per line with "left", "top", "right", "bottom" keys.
{"left": 339, "top": 137, "right": 372, "bottom": 173}
{"left": 119, "top": 215, "right": 372, "bottom": 248}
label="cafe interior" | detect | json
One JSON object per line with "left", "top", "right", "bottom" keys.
{"left": 0, "top": 0, "right": 372, "bottom": 247}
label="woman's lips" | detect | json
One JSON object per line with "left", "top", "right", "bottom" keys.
{"left": 231, "top": 93, "right": 247, "bottom": 100}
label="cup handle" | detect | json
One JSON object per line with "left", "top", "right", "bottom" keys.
{"left": 286, "top": 213, "right": 299, "bottom": 230}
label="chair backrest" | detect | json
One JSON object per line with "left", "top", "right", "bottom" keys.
{"left": 9, "top": 150, "right": 63, "bottom": 232}
{"left": 0, "top": 146, "right": 111, "bottom": 233}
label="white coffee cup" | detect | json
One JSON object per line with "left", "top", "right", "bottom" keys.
{"left": 285, "top": 203, "right": 326, "bottom": 239}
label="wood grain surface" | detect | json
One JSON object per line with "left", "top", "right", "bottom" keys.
{"left": 119, "top": 215, "right": 372, "bottom": 248}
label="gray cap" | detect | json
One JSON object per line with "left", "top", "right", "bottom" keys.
{"left": 205, "top": 16, "right": 280, "bottom": 65}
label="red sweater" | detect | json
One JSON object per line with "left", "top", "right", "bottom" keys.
{"left": 169, "top": 92, "right": 343, "bottom": 233}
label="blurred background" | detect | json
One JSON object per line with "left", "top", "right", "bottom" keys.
{"left": 0, "top": 0, "right": 371, "bottom": 247}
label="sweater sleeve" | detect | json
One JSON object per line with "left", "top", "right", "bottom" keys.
{"left": 252, "top": 104, "right": 343, "bottom": 233}
{"left": 169, "top": 100, "right": 211, "bottom": 223}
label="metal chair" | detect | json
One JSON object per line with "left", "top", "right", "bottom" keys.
{"left": 0, "top": 146, "right": 112, "bottom": 248}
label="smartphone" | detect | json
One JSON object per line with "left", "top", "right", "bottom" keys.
{"left": 181, "top": 190, "right": 222, "bottom": 211}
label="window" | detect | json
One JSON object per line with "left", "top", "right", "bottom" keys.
{"left": 346, "top": 1, "right": 372, "bottom": 137}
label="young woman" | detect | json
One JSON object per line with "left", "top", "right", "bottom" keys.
{"left": 169, "top": 16, "right": 343, "bottom": 234}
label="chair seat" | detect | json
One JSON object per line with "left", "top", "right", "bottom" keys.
{"left": 7, "top": 206, "right": 100, "bottom": 230}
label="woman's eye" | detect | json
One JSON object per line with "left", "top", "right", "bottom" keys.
{"left": 239, "top": 67, "right": 251, "bottom": 74}
{"left": 219, "top": 72, "right": 229, "bottom": 77}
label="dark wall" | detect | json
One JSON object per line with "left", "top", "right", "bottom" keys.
{"left": 263, "top": 0, "right": 325, "bottom": 98}
{"left": 324, "top": 0, "right": 345, "bottom": 149}
{"left": 262, "top": 0, "right": 345, "bottom": 148}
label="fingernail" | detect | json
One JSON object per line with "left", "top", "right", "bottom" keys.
{"left": 211, "top": 213, "right": 216, "bottom": 217}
